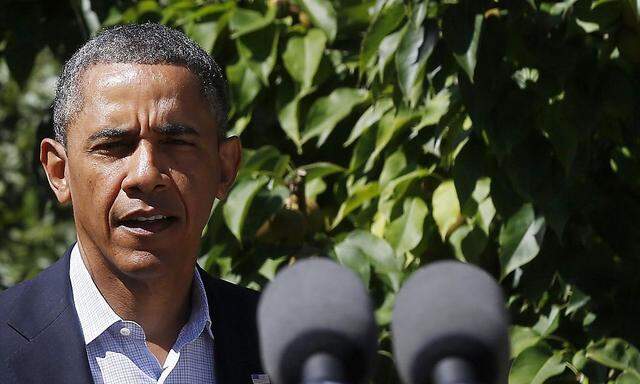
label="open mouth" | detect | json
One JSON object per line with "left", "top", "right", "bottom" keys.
{"left": 118, "top": 215, "right": 177, "bottom": 234}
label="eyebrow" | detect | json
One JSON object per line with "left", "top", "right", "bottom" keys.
{"left": 87, "top": 123, "right": 199, "bottom": 143}
{"left": 87, "top": 128, "right": 131, "bottom": 142}
{"left": 155, "top": 123, "right": 199, "bottom": 136}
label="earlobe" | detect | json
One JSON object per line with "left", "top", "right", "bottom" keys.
{"left": 40, "top": 138, "right": 72, "bottom": 204}
{"left": 215, "top": 136, "right": 242, "bottom": 200}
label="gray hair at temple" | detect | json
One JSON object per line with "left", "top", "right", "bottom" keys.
{"left": 52, "top": 23, "right": 229, "bottom": 145}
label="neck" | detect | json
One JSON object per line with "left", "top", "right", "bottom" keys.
{"left": 77, "top": 240, "right": 195, "bottom": 351}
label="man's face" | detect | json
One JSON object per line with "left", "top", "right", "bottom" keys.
{"left": 59, "top": 63, "right": 237, "bottom": 279}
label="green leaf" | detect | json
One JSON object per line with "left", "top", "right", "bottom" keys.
{"left": 276, "top": 80, "right": 304, "bottom": 150}
{"left": 385, "top": 197, "right": 428, "bottom": 255}
{"left": 509, "top": 346, "right": 566, "bottom": 384}
{"left": 299, "top": 162, "right": 345, "bottom": 180}
{"left": 410, "top": 88, "right": 451, "bottom": 137}
{"left": 453, "top": 137, "right": 485, "bottom": 207}
{"left": 302, "top": 88, "right": 369, "bottom": 146}
{"left": 380, "top": 168, "right": 434, "bottom": 206}
{"left": 332, "top": 182, "right": 380, "bottom": 229}
{"left": 586, "top": 339, "right": 640, "bottom": 373}
{"left": 344, "top": 98, "right": 394, "bottom": 147}
{"left": 335, "top": 234, "right": 371, "bottom": 286}
{"left": 298, "top": 0, "right": 338, "bottom": 42}
{"left": 334, "top": 229, "right": 402, "bottom": 291}
{"left": 282, "top": 29, "right": 326, "bottom": 90}
{"left": 240, "top": 145, "right": 287, "bottom": 176}
{"left": 223, "top": 176, "right": 269, "bottom": 242}
{"left": 616, "top": 370, "right": 640, "bottom": 384}
{"left": 186, "top": 16, "right": 229, "bottom": 54}
{"left": 395, "top": 4, "right": 437, "bottom": 105}
{"left": 299, "top": 163, "right": 344, "bottom": 200}
{"left": 468, "top": 178, "right": 496, "bottom": 235}
{"left": 365, "top": 107, "right": 419, "bottom": 171}
{"left": 432, "top": 180, "right": 461, "bottom": 240}
{"left": 510, "top": 326, "right": 542, "bottom": 358}
{"left": 229, "top": 6, "right": 275, "bottom": 38}
{"left": 448, "top": 224, "right": 488, "bottom": 263}
{"left": 377, "top": 28, "right": 406, "bottom": 81}
{"left": 565, "top": 287, "right": 590, "bottom": 316}
{"left": 379, "top": 149, "right": 407, "bottom": 186}
{"left": 443, "top": 7, "right": 483, "bottom": 82}
{"left": 499, "top": 203, "right": 546, "bottom": 279}
{"left": 227, "top": 59, "right": 262, "bottom": 113}
{"left": 236, "top": 24, "right": 280, "bottom": 85}
{"left": 533, "top": 305, "right": 561, "bottom": 337}
{"left": 359, "top": 0, "right": 405, "bottom": 73}
{"left": 349, "top": 125, "right": 377, "bottom": 172}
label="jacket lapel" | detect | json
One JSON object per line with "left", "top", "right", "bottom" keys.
{"left": 5, "top": 246, "right": 93, "bottom": 383}
{"left": 199, "top": 268, "right": 263, "bottom": 384}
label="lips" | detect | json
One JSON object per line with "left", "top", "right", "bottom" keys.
{"left": 116, "top": 210, "right": 178, "bottom": 235}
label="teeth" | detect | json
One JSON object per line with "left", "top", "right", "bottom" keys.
{"left": 131, "top": 215, "right": 167, "bottom": 222}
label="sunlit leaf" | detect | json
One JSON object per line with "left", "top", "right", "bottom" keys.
{"left": 586, "top": 338, "right": 640, "bottom": 373}
{"left": 395, "top": 3, "right": 437, "bottom": 105}
{"left": 282, "top": 28, "right": 326, "bottom": 90}
{"left": 332, "top": 182, "right": 380, "bottom": 229}
{"left": 229, "top": 6, "right": 275, "bottom": 38}
{"left": 443, "top": 6, "right": 483, "bottom": 82}
{"left": 359, "top": 0, "right": 405, "bottom": 74}
{"left": 499, "top": 203, "right": 546, "bottom": 279}
{"left": 385, "top": 197, "right": 428, "bottom": 255}
{"left": 432, "top": 180, "right": 461, "bottom": 240}
{"left": 223, "top": 176, "right": 269, "bottom": 242}
{"left": 510, "top": 326, "right": 542, "bottom": 358}
{"left": 227, "top": 59, "right": 261, "bottom": 113}
{"left": 299, "top": 162, "right": 345, "bottom": 180}
{"left": 334, "top": 229, "right": 402, "bottom": 291}
{"left": 298, "top": 0, "right": 338, "bottom": 42}
{"left": 301, "top": 88, "right": 369, "bottom": 146}
{"left": 344, "top": 98, "right": 393, "bottom": 147}
{"left": 509, "top": 345, "right": 566, "bottom": 384}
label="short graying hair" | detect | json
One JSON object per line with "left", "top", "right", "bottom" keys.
{"left": 52, "top": 23, "right": 229, "bottom": 145}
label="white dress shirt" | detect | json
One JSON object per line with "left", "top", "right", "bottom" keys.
{"left": 69, "top": 244, "right": 216, "bottom": 383}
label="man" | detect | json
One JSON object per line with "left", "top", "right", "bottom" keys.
{"left": 0, "top": 23, "right": 266, "bottom": 383}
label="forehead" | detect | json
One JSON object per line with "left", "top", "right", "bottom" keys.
{"left": 70, "top": 63, "right": 215, "bottom": 138}
{"left": 80, "top": 62, "right": 204, "bottom": 100}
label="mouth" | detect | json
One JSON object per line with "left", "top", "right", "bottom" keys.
{"left": 117, "top": 214, "right": 178, "bottom": 235}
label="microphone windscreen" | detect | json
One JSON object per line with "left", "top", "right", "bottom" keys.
{"left": 257, "top": 257, "right": 377, "bottom": 384}
{"left": 392, "top": 261, "right": 510, "bottom": 384}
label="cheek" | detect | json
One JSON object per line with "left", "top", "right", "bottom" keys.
{"left": 69, "top": 160, "right": 125, "bottom": 220}
{"left": 172, "top": 162, "right": 218, "bottom": 225}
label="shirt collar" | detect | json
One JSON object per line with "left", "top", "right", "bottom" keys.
{"left": 69, "top": 242, "right": 213, "bottom": 346}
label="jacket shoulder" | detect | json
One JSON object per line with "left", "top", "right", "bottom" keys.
{"left": 0, "top": 280, "right": 31, "bottom": 322}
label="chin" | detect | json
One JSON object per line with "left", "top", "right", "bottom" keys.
{"left": 113, "top": 249, "right": 174, "bottom": 280}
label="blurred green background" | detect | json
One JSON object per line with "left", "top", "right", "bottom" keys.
{"left": 2, "top": 0, "right": 640, "bottom": 382}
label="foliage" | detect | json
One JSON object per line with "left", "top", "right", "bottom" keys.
{"left": 3, "top": 0, "right": 640, "bottom": 382}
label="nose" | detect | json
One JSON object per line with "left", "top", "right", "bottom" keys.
{"left": 122, "top": 141, "right": 168, "bottom": 196}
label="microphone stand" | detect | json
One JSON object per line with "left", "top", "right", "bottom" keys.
{"left": 301, "top": 352, "right": 350, "bottom": 384}
{"left": 432, "top": 357, "right": 484, "bottom": 384}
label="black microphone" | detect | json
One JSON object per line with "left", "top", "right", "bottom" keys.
{"left": 257, "top": 257, "right": 377, "bottom": 384}
{"left": 391, "top": 261, "right": 510, "bottom": 384}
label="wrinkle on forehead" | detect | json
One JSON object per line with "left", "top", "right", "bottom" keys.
{"left": 67, "top": 62, "right": 217, "bottom": 147}
{"left": 81, "top": 64, "right": 196, "bottom": 121}
{"left": 89, "top": 63, "right": 193, "bottom": 85}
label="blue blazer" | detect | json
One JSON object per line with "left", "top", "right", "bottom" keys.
{"left": 0, "top": 246, "right": 264, "bottom": 383}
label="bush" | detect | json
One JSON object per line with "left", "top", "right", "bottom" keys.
{"left": 2, "top": 0, "right": 640, "bottom": 382}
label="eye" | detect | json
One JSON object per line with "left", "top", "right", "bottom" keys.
{"left": 164, "top": 138, "right": 194, "bottom": 146}
{"left": 92, "top": 140, "right": 134, "bottom": 155}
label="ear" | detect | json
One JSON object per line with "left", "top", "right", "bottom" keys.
{"left": 215, "top": 136, "right": 242, "bottom": 200}
{"left": 40, "top": 138, "right": 72, "bottom": 204}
